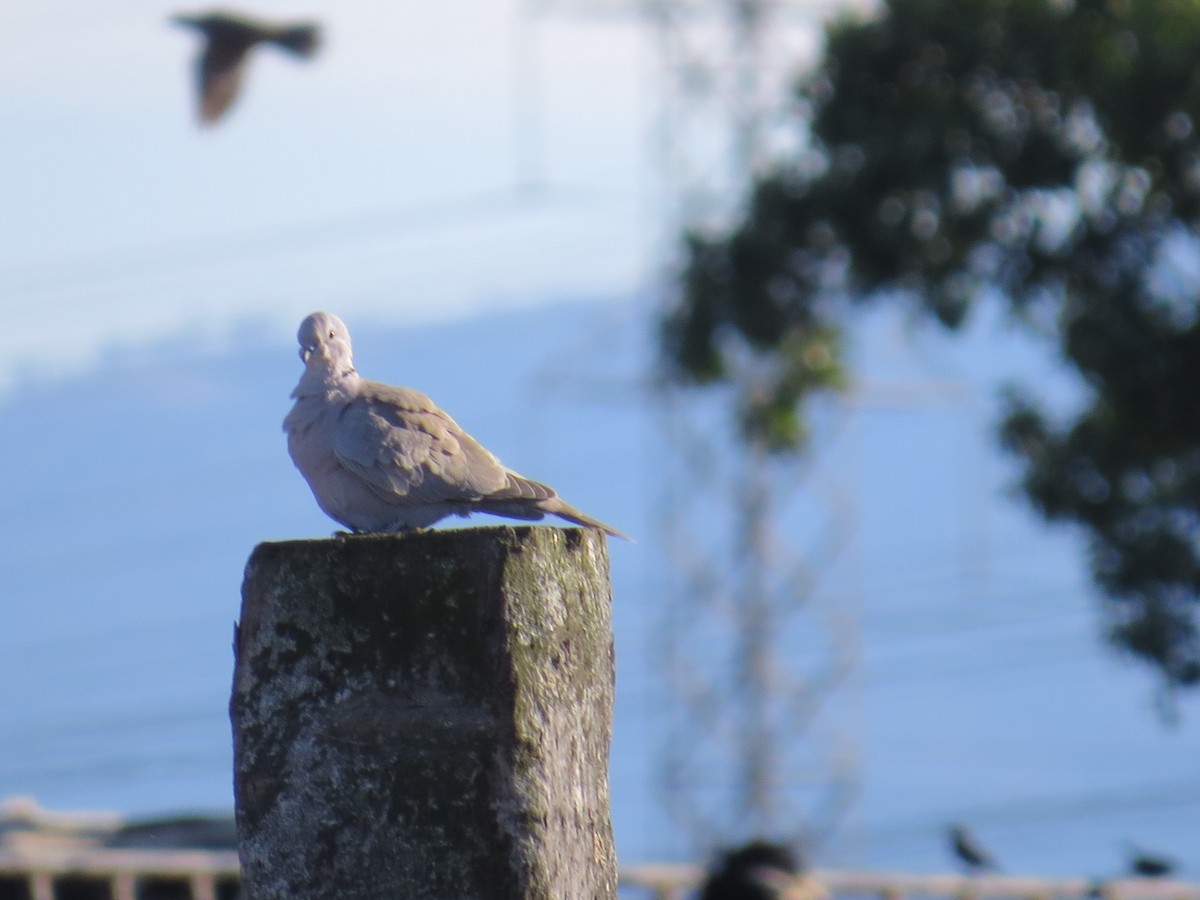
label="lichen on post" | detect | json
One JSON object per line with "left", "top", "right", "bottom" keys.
{"left": 231, "top": 526, "right": 616, "bottom": 900}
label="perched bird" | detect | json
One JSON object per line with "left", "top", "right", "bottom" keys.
{"left": 284, "top": 312, "right": 628, "bottom": 539}
{"left": 1127, "top": 843, "right": 1176, "bottom": 878}
{"left": 172, "top": 9, "right": 320, "bottom": 124}
{"left": 949, "top": 824, "right": 999, "bottom": 874}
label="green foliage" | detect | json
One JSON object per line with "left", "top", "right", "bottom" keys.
{"left": 663, "top": 0, "right": 1200, "bottom": 690}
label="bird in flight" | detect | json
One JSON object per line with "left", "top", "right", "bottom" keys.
{"left": 172, "top": 9, "right": 320, "bottom": 124}
{"left": 284, "top": 312, "right": 628, "bottom": 540}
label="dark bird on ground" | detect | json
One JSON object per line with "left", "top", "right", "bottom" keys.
{"left": 172, "top": 9, "right": 320, "bottom": 124}
{"left": 949, "top": 824, "right": 999, "bottom": 874}
{"left": 700, "top": 840, "right": 824, "bottom": 900}
{"left": 1127, "top": 843, "right": 1176, "bottom": 878}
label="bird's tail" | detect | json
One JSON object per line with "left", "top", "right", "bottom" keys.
{"left": 268, "top": 23, "right": 321, "bottom": 58}
{"left": 485, "top": 471, "right": 630, "bottom": 541}
{"left": 540, "top": 497, "right": 631, "bottom": 542}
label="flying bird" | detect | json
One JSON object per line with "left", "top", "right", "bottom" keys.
{"left": 172, "top": 10, "right": 320, "bottom": 124}
{"left": 284, "top": 312, "right": 628, "bottom": 539}
{"left": 949, "top": 824, "right": 999, "bottom": 874}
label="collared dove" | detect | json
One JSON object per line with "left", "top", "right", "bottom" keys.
{"left": 172, "top": 10, "right": 320, "bottom": 124}
{"left": 284, "top": 312, "right": 628, "bottom": 539}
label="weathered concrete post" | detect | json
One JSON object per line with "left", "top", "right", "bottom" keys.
{"left": 231, "top": 526, "right": 616, "bottom": 900}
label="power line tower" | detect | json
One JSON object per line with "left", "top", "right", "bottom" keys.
{"left": 528, "top": 0, "right": 864, "bottom": 852}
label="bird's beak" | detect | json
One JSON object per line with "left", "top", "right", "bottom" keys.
{"left": 300, "top": 346, "right": 315, "bottom": 363}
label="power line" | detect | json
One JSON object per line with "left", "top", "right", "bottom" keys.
{"left": 864, "top": 778, "right": 1200, "bottom": 846}
{"left": 0, "top": 184, "right": 623, "bottom": 305}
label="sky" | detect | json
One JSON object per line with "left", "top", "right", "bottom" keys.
{"left": 0, "top": 0, "right": 656, "bottom": 388}
{"left": 2, "top": 0, "right": 1198, "bottom": 880}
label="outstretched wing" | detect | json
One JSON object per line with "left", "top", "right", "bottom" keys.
{"left": 333, "top": 381, "right": 547, "bottom": 507}
{"left": 197, "top": 42, "right": 249, "bottom": 123}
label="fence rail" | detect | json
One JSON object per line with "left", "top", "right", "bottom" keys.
{"left": 617, "top": 866, "right": 1200, "bottom": 900}
{"left": 2, "top": 850, "right": 1198, "bottom": 900}
{"left": 0, "top": 848, "right": 240, "bottom": 900}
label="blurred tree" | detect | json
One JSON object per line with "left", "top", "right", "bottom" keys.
{"left": 661, "top": 0, "right": 1200, "bottom": 695}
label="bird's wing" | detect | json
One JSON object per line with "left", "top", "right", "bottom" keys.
{"left": 333, "top": 382, "right": 525, "bottom": 505}
{"left": 197, "top": 43, "right": 249, "bottom": 123}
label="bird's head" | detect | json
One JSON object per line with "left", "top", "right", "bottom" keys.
{"left": 297, "top": 312, "right": 355, "bottom": 376}
{"left": 170, "top": 12, "right": 205, "bottom": 30}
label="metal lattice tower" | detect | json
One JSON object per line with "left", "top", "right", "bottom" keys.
{"left": 530, "top": 0, "right": 866, "bottom": 851}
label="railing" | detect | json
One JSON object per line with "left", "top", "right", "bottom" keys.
{"left": 2, "top": 850, "right": 1198, "bottom": 900}
{"left": 616, "top": 866, "right": 1200, "bottom": 900}
{"left": 0, "top": 848, "right": 240, "bottom": 900}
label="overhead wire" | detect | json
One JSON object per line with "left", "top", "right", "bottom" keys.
{"left": 864, "top": 777, "right": 1200, "bottom": 847}
{"left": 0, "top": 183, "right": 632, "bottom": 307}
{"left": 0, "top": 0, "right": 640, "bottom": 307}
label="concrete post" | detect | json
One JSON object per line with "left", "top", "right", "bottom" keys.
{"left": 231, "top": 527, "right": 616, "bottom": 900}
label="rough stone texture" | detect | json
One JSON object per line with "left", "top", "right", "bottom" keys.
{"left": 231, "top": 526, "right": 616, "bottom": 900}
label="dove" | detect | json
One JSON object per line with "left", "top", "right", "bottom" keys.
{"left": 172, "top": 10, "right": 321, "bottom": 124}
{"left": 284, "top": 312, "right": 628, "bottom": 540}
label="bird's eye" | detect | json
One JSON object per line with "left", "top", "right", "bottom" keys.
{"left": 328, "top": 330, "right": 336, "bottom": 339}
